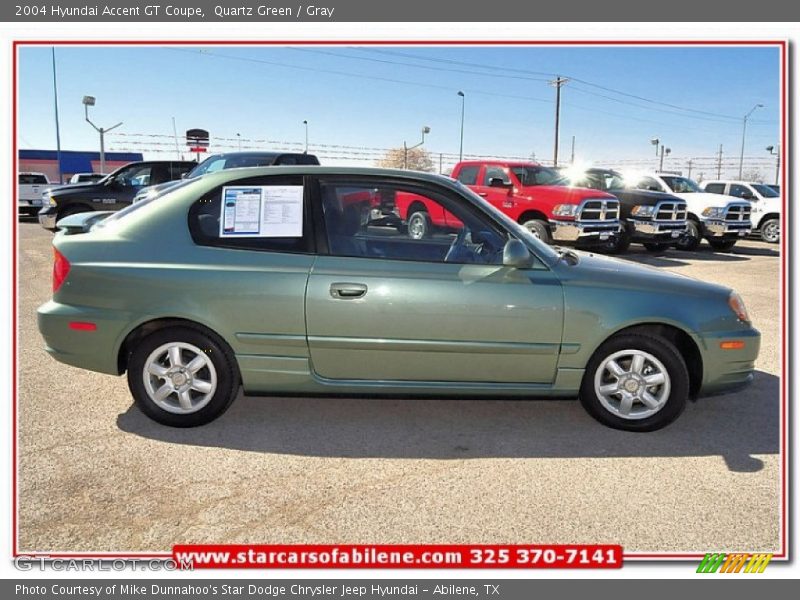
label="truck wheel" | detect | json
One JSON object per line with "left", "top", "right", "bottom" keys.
{"left": 643, "top": 242, "right": 670, "bottom": 253}
{"left": 127, "top": 326, "right": 239, "bottom": 427}
{"left": 520, "top": 219, "right": 551, "bottom": 244}
{"left": 708, "top": 239, "right": 737, "bottom": 252}
{"left": 580, "top": 333, "right": 689, "bottom": 432}
{"left": 407, "top": 211, "right": 432, "bottom": 239}
{"left": 675, "top": 220, "right": 701, "bottom": 251}
{"left": 760, "top": 219, "right": 780, "bottom": 244}
{"left": 599, "top": 231, "right": 630, "bottom": 254}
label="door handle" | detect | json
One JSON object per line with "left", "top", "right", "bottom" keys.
{"left": 330, "top": 283, "right": 368, "bottom": 299}
{"left": 478, "top": 192, "right": 488, "bottom": 197}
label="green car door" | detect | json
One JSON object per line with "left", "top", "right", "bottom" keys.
{"left": 305, "top": 178, "right": 564, "bottom": 384}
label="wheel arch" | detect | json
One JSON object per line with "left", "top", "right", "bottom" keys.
{"left": 587, "top": 322, "right": 703, "bottom": 399}
{"left": 116, "top": 316, "right": 239, "bottom": 378}
{"left": 757, "top": 212, "right": 780, "bottom": 230}
{"left": 517, "top": 209, "right": 550, "bottom": 224}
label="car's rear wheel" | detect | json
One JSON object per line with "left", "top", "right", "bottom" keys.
{"left": 407, "top": 211, "right": 432, "bottom": 239}
{"left": 520, "top": 219, "right": 551, "bottom": 244}
{"left": 760, "top": 218, "right": 780, "bottom": 244}
{"left": 708, "top": 238, "right": 737, "bottom": 252}
{"left": 127, "top": 326, "right": 239, "bottom": 427}
{"left": 675, "top": 220, "right": 701, "bottom": 251}
{"left": 579, "top": 333, "right": 689, "bottom": 432}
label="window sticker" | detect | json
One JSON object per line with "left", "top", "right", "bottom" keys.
{"left": 219, "top": 185, "right": 304, "bottom": 237}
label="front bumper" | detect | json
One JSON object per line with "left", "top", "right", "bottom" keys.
{"left": 38, "top": 207, "right": 57, "bottom": 230}
{"left": 549, "top": 220, "right": 620, "bottom": 242}
{"left": 18, "top": 201, "right": 43, "bottom": 216}
{"left": 703, "top": 219, "right": 752, "bottom": 238}
{"left": 697, "top": 326, "right": 761, "bottom": 396}
{"left": 630, "top": 219, "right": 687, "bottom": 238}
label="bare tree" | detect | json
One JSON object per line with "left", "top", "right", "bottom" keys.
{"left": 741, "top": 168, "right": 765, "bottom": 183}
{"left": 377, "top": 147, "right": 435, "bottom": 172}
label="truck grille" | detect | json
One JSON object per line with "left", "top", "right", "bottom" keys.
{"left": 725, "top": 203, "right": 751, "bottom": 222}
{"left": 655, "top": 201, "right": 687, "bottom": 221}
{"left": 579, "top": 199, "right": 619, "bottom": 221}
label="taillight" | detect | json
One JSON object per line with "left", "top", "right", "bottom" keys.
{"left": 52, "top": 248, "right": 70, "bottom": 293}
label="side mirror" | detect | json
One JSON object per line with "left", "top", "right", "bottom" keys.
{"left": 741, "top": 192, "right": 755, "bottom": 200}
{"left": 489, "top": 177, "right": 512, "bottom": 189}
{"left": 503, "top": 239, "right": 533, "bottom": 269}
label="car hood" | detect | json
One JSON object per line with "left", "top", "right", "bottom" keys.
{"left": 554, "top": 250, "right": 730, "bottom": 300}
{"left": 49, "top": 182, "right": 107, "bottom": 197}
{"left": 517, "top": 184, "right": 616, "bottom": 202}
{"left": 609, "top": 188, "right": 683, "bottom": 206}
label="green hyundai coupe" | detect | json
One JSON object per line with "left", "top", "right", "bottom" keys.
{"left": 37, "top": 166, "right": 760, "bottom": 431}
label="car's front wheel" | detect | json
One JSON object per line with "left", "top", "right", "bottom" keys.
{"left": 579, "top": 333, "right": 689, "bottom": 432}
{"left": 520, "top": 219, "right": 551, "bottom": 244}
{"left": 127, "top": 326, "right": 239, "bottom": 427}
{"left": 675, "top": 220, "right": 701, "bottom": 251}
{"left": 760, "top": 218, "right": 780, "bottom": 244}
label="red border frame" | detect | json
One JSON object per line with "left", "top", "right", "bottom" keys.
{"left": 12, "top": 39, "right": 789, "bottom": 563}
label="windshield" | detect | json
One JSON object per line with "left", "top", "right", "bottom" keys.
{"left": 752, "top": 184, "right": 779, "bottom": 198}
{"left": 567, "top": 170, "right": 625, "bottom": 191}
{"left": 509, "top": 166, "right": 567, "bottom": 187}
{"left": 660, "top": 176, "right": 701, "bottom": 194}
{"left": 454, "top": 180, "right": 559, "bottom": 263}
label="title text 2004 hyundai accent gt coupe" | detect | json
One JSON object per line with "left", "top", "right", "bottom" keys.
{"left": 37, "top": 167, "right": 760, "bottom": 432}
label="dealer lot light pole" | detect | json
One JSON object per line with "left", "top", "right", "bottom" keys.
{"left": 82, "top": 95, "right": 122, "bottom": 175}
{"left": 739, "top": 103, "right": 763, "bottom": 179}
{"left": 404, "top": 126, "right": 431, "bottom": 170}
{"left": 457, "top": 91, "right": 465, "bottom": 162}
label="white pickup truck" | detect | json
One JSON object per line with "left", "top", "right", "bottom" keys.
{"left": 18, "top": 172, "right": 50, "bottom": 216}
{"left": 629, "top": 173, "right": 752, "bottom": 252}
{"left": 700, "top": 180, "right": 780, "bottom": 244}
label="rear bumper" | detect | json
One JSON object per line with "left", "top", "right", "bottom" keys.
{"left": 37, "top": 300, "right": 132, "bottom": 375}
{"left": 697, "top": 327, "right": 761, "bottom": 396}
{"left": 549, "top": 220, "right": 620, "bottom": 242}
{"left": 703, "top": 219, "right": 752, "bottom": 238}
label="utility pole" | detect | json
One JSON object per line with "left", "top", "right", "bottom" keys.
{"left": 687, "top": 159, "right": 693, "bottom": 179}
{"left": 171, "top": 117, "right": 181, "bottom": 160}
{"left": 767, "top": 145, "right": 780, "bottom": 185}
{"left": 439, "top": 153, "right": 443, "bottom": 175}
{"left": 716, "top": 144, "right": 723, "bottom": 179}
{"left": 550, "top": 76, "right": 569, "bottom": 167}
{"left": 457, "top": 91, "right": 465, "bottom": 162}
{"left": 570, "top": 135, "right": 576, "bottom": 164}
{"left": 51, "top": 48, "right": 63, "bottom": 184}
{"left": 739, "top": 103, "right": 763, "bottom": 179}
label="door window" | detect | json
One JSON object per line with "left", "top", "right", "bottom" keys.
{"left": 482, "top": 166, "right": 511, "bottom": 186}
{"left": 115, "top": 164, "right": 153, "bottom": 188}
{"left": 704, "top": 183, "right": 726, "bottom": 194}
{"left": 455, "top": 165, "right": 480, "bottom": 185}
{"left": 729, "top": 184, "right": 754, "bottom": 199}
{"left": 633, "top": 177, "right": 664, "bottom": 192}
{"left": 319, "top": 182, "right": 508, "bottom": 265}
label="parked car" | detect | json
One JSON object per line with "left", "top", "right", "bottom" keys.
{"left": 450, "top": 161, "right": 621, "bottom": 247}
{"left": 18, "top": 172, "right": 49, "bottom": 216}
{"left": 560, "top": 167, "right": 688, "bottom": 253}
{"left": 132, "top": 151, "right": 321, "bottom": 204}
{"left": 37, "top": 166, "right": 759, "bottom": 432}
{"left": 38, "top": 160, "right": 196, "bottom": 230}
{"left": 68, "top": 172, "right": 107, "bottom": 184}
{"left": 701, "top": 180, "right": 780, "bottom": 244}
{"left": 630, "top": 173, "right": 752, "bottom": 252}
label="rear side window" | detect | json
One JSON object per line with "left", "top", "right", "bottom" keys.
{"left": 19, "top": 174, "right": 48, "bottom": 184}
{"left": 188, "top": 175, "right": 312, "bottom": 254}
{"left": 704, "top": 183, "right": 726, "bottom": 194}
{"left": 455, "top": 165, "right": 479, "bottom": 185}
{"left": 274, "top": 154, "right": 320, "bottom": 165}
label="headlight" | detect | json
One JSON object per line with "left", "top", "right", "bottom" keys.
{"left": 631, "top": 205, "right": 656, "bottom": 217}
{"left": 553, "top": 204, "right": 580, "bottom": 217}
{"left": 47, "top": 195, "right": 57, "bottom": 206}
{"left": 702, "top": 206, "right": 726, "bottom": 218}
{"left": 728, "top": 291, "right": 749, "bottom": 322}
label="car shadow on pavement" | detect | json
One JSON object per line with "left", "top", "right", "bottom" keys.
{"left": 117, "top": 371, "right": 779, "bottom": 474}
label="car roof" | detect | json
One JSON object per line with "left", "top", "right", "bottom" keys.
{"left": 194, "top": 165, "right": 456, "bottom": 186}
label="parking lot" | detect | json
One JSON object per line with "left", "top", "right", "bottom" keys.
{"left": 17, "top": 219, "right": 781, "bottom": 554}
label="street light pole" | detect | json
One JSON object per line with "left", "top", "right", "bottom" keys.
{"left": 403, "top": 126, "right": 431, "bottom": 170}
{"left": 303, "top": 120, "right": 308, "bottom": 153}
{"left": 767, "top": 145, "right": 780, "bottom": 185}
{"left": 51, "top": 48, "right": 63, "bottom": 184}
{"left": 457, "top": 91, "right": 465, "bottom": 162}
{"left": 82, "top": 95, "right": 122, "bottom": 175}
{"left": 739, "top": 103, "right": 763, "bottom": 179}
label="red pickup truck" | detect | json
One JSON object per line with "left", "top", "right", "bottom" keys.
{"left": 396, "top": 161, "right": 621, "bottom": 245}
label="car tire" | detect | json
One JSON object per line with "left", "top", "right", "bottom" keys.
{"left": 760, "top": 218, "right": 780, "bottom": 244}
{"left": 407, "top": 211, "right": 432, "bottom": 239}
{"left": 708, "top": 239, "right": 737, "bottom": 252}
{"left": 675, "top": 220, "right": 701, "bottom": 251}
{"left": 579, "top": 333, "right": 689, "bottom": 432}
{"left": 599, "top": 231, "right": 631, "bottom": 254}
{"left": 643, "top": 242, "right": 670, "bottom": 253}
{"left": 127, "top": 326, "right": 239, "bottom": 427}
{"left": 520, "top": 219, "right": 551, "bottom": 244}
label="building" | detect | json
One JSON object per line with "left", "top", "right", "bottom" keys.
{"left": 18, "top": 149, "right": 143, "bottom": 183}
